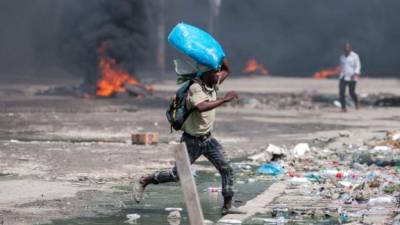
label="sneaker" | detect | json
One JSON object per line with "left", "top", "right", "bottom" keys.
{"left": 221, "top": 206, "right": 247, "bottom": 215}
{"left": 133, "top": 177, "right": 146, "bottom": 203}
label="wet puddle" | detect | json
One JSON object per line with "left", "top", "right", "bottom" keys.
{"left": 44, "top": 166, "right": 273, "bottom": 225}
{"left": 42, "top": 163, "right": 344, "bottom": 225}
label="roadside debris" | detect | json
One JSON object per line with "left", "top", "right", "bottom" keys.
{"left": 292, "top": 143, "right": 310, "bottom": 157}
{"left": 257, "top": 163, "right": 284, "bottom": 176}
{"left": 243, "top": 130, "right": 400, "bottom": 224}
{"left": 131, "top": 132, "right": 159, "bottom": 145}
{"left": 126, "top": 213, "right": 141, "bottom": 224}
{"left": 206, "top": 187, "right": 222, "bottom": 193}
{"left": 374, "top": 94, "right": 400, "bottom": 107}
{"left": 248, "top": 144, "right": 286, "bottom": 163}
{"left": 230, "top": 92, "right": 400, "bottom": 110}
{"left": 167, "top": 210, "right": 182, "bottom": 225}
{"left": 219, "top": 219, "right": 242, "bottom": 224}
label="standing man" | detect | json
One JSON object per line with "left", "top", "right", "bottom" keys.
{"left": 134, "top": 59, "right": 244, "bottom": 215}
{"left": 339, "top": 42, "right": 361, "bottom": 112}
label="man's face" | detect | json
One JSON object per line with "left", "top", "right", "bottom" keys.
{"left": 344, "top": 43, "right": 352, "bottom": 55}
{"left": 204, "top": 71, "right": 220, "bottom": 86}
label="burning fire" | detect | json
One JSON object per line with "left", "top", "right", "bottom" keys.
{"left": 243, "top": 58, "right": 269, "bottom": 75}
{"left": 96, "top": 42, "right": 141, "bottom": 97}
{"left": 313, "top": 66, "right": 341, "bottom": 79}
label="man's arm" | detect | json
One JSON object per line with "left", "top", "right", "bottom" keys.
{"left": 195, "top": 91, "right": 238, "bottom": 112}
{"left": 216, "top": 59, "right": 230, "bottom": 85}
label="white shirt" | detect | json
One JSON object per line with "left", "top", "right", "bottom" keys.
{"left": 339, "top": 51, "right": 361, "bottom": 81}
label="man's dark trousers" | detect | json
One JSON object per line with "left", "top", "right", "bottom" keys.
{"left": 339, "top": 78, "right": 359, "bottom": 110}
{"left": 151, "top": 133, "right": 234, "bottom": 198}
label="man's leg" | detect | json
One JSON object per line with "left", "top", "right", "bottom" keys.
{"left": 133, "top": 135, "right": 203, "bottom": 202}
{"left": 203, "top": 137, "right": 235, "bottom": 210}
{"left": 349, "top": 81, "right": 359, "bottom": 109}
{"left": 339, "top": 78, "right": 347, "bottom": 112}
{"left": 153, "top": 136, "right": 204, "bottom": 183}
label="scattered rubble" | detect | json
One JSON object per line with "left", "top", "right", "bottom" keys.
{"left": 126, "top": 213, "right": 141, "bottom": 224}
{"left": 244, "top": 130, "right": 400, "bottom": 224}
{"left": 230, "top": 92, "right": 400, "bottom": 110}
{"left": 292, "top": 143, "right": 310, "bottom": 157}
{"left": 167, "top": 210, "right": 181, "bottom": 225}
{"left": 131, "top": 132, "right": 160, "bottom": 145}
{"left": 248, "top": 144, "right": 286, "bottom": 163}
{"left": 256, "top": 163, "right": 284, "bottom": 176}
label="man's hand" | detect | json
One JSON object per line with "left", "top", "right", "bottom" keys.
{"left": 223, "top": 91, "right": 239, "bottom": 102}
{"left": 196, "top": 91, "right": 239, "bottom": 112}
{"left": 352, "top": 73, "right": 360, "bottom": 81}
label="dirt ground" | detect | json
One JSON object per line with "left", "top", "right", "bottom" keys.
{"left": 0, "top": 75, "right": 399, "bottom": 224}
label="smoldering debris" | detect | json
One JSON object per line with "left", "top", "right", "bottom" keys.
{"left": 36, "top": 84, "right": 89, "bottom": 98}
{"left": 23, "top": 0, "right": 158, "bottom": 98}
{"left": 231, "top": 92, "right": 400, "bottom": 110}
{"left": 373, "top": 95, "right": 400, "bottom": 107}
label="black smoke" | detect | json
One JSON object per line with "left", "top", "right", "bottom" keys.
{"left": 59, "top": 0, "right": 156, "bottom": 84}
{"left": 0, "top": 0, "right": 399, "bottom": 80}
{"left": 0, "top": 0, "right": 155, "bottom": 83}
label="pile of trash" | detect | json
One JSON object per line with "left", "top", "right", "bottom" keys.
{"left": 233, "top": 93, "right": 315, "bottom": 110}
{"left": 245, "top": 131, "right": 400, "bottom": 224}
{"left": 315, "top": 92, "right": 400, "bottom": 108}
{"left": 232, "top": 92, "right": 400, "bottom": 110}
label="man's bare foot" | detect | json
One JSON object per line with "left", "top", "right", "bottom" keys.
{"left": 133, "top": 178, "right": 145, "bottom": 203}
{"left": 133, "top": 175, "right": 153, "bottom": 203}
{"left": 341, "top": 108, "right": 347, "bottom": 113}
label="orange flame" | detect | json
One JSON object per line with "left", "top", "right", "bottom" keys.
{"left": 243, "top": 58, "right": 269, "bottom": 75}
{"left": 96, "top": 42, "right": 140, "bottom": 97}
{"left": 314, "top": 66, "right": 341, "bottom": 79}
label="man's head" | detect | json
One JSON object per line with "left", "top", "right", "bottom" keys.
{"left": 201, "top": 69, "right": 220, "bottom": 87}
{"left": 344, "top": 42, "right": 352, "bottom": 56}
{"left": 196, "top": 63, "right": 221, "bottom": 87}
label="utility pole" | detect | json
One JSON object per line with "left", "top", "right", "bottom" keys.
{"left": 157, "top": 0, "right": 166, "bottom": 76}
{"left": 208, "top": 0, "right": 222, "bottom": 36}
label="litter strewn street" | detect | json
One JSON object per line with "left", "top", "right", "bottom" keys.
{"left": 1, "top": 76, "right": 399, "bottom": 224}
{"left": 1, "top": 1, "right": 400, "bottom": 224}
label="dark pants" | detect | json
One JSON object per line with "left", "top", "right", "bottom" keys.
{"left": 152, "top": 133, "right": 234, "bottom": 198}
{"left": 339, "top": 79, "right": 358, "bottom": 109}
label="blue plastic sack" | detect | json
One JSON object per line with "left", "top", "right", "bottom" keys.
{"left": 168, "top": 22, "right": 225, "bottom": 70}
{"left": 256, "top": 163, "right": 284, "bottom": 176}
